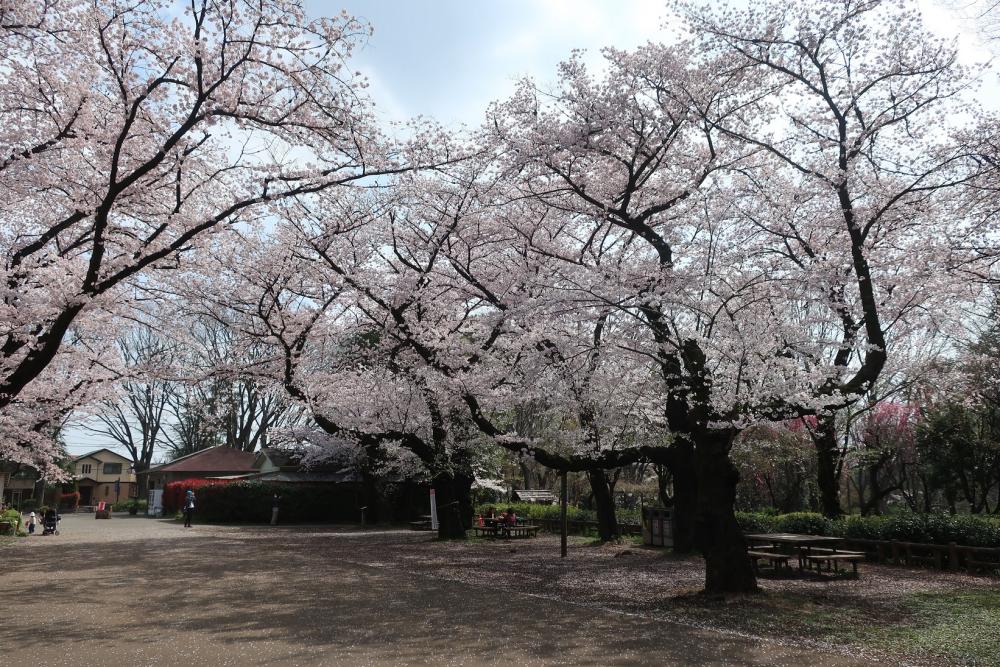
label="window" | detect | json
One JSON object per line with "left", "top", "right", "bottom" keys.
{"left": 103, "top": 463, "right": 122, "bottom": 475}
{"left": 81, "top": 464, "right": 92, "bottom": 475}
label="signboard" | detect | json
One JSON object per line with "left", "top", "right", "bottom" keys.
{"left": 429, "top": 488, "right": 439, "bottom": 531}
{"left": 147, "top": 489, "right": 163, "bottom": 517}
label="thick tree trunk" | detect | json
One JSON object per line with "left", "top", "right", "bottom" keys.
{"left": 694, "top": 430, "right": 757, "bottom": 595}
{"left": 669, "top": 440, "right": 697, "bottom": 553}
{"left": 135, "top": 463, "right": 150, "bottom": 499}
{"left": 434, "top": 472, "right": 473, "bottom": 539}
{"left": 813, "top": 415, "right": 844, "bottom": 518}
{"left": 588, "top": 468, "right": 619, "bottom": 541}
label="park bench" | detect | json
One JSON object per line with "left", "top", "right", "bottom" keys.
{"left": 0, "top": 519, "right": 14, "bottom": 535}
{"left": 502, "top": 525, "right": 540, "bottom": 539}
{"left": 409, "top": 520, "right": 432, "bottom": 531}
{"left": 472, "top": 525, "right": 498, "bottom": 537}
{"left": 747, "top": 549, "right": 791, "bottom": 571}
{"left": 804, "top": 552, "right": 865, "bottom": 575}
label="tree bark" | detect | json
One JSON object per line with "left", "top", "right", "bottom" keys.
{"left": 813, "top": 415, "right": 845, "bottom": 518}
{"left": 588, "top": 468, "right": 619, "bottom": 541}
{"left": 694, "top": 430, "right": 757, "bottom": 595}
{"left": 135, "top": 463, "right": 150, "bottom": 499}
{"left": 668, "top": 440, "right": 697, "bottom": 553}
{"left": 433, "top": 471, "right": 473, "bottom": 539}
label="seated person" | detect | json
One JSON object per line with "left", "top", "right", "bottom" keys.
{"left": 505, "top": 508, "right": 517, "bottom": 526}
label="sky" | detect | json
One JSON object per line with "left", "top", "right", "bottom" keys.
{"left": 61, "top": 0, "right": 998, "bottom": 461}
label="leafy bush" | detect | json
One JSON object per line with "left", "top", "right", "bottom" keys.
{"left": 735, "top": 511, "right": 778, "bottom": 534}
{"left": 111, "top": 499, "right": 148, "bottom": 512}
{"left": 1, "top": 508, "right": 24, "bottom": 535}
{"left": 18, "top": 498, "right": 39, "bottom": 513}
{"left": 57, "top": 491, "right": 80, "bottom": 510}
{"left": 162, "top": 479, "right": 226, "bottom": 513}
{"left": 775, "top": 512, "right": 832, "bottom": 535}
{"left": 164, "top": 479, "right": 364, "bottom": 523}
{"left": 474, "top": 502, "right": 640, "bottom": 525}
{"left": 739, "top": 511, "right": 1000, "bottom": 547}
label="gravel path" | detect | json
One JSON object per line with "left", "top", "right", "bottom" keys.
{"left": 0, "top": 514, "right": 876, "bottom": 666}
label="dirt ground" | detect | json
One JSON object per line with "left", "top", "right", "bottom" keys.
{"left": 0, "top": 514, "right": 979, "bottom": 666}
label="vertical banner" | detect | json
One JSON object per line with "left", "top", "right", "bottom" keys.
{"left": 429, "top": 488, "right": 439, "bottom": 531}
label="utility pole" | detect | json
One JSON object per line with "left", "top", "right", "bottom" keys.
{"left": 560, "top": 470, "right": 568, "bottom": 558}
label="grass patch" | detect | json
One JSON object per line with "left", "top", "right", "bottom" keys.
{"left": 670, "top": 587, "right": 1000, "bottom": 666}
{"left": 865, "top": 590, "right": 1000, "bottom": 666}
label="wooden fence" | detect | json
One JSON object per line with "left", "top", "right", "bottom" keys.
{"left": 525, "top": 520, "right": 1000, "bottom": 573}
{"left": 532, "top": 518, "right": 642, "bottom": 537}
{"left": 841, "top": 538, "right": 1000, "bottom": 573}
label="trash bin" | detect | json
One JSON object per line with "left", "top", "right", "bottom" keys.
{"left": 642, "top": 506, "right": 674, "bottom": 547}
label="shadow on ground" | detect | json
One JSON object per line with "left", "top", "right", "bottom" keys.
{"left": 0, "top": 523, "right": 873, "bottom": 666}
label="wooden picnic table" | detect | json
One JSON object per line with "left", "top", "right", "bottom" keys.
{"left": 745, "top": 533, "right": 849, "bottom": 570}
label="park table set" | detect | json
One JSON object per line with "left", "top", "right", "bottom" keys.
{"left": 745, "top": 533, "right": 866, "bottom": 575}
{"left": 474, "top": 517, "right": 540, "bottom": 539}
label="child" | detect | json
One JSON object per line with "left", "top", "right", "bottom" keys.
{"left": 27, "top": 511, "right": 37, "bottom": 535}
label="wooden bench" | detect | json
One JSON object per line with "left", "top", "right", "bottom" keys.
{"left": 804, "top": 553, "right": 865, "bottom": 575}
{"left": 747, "top": 550, "right": 791, "bottom": 571}
{"left": 0, "top": 520, "right": 14, "bottom": 535}
{"left": 472, "top": 526, "right": 498, "bottom": 537}
{"left": 502, "top": 525, "right": 540, "bottom": 539}
{"left": 409, "top": 520, "right": 432, "bottom": 531}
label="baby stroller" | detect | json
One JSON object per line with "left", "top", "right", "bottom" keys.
{"left": 41, "top": 509, "right": 60, "bottom": 536}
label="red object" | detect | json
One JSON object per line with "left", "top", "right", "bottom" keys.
{"left": 162, "top": 479, "right": 229, "bottom": 513}
{"left": 477, "top": 514, "right": 484, "bottom": 527}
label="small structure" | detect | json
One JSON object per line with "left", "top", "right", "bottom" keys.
{"left": 512, "top": 489, "right": 557, "bottom": 504}
{"left": 141, "top": 446, "right": 257, "bottom": 491}
{"left": 642, "top": 506, "right": 674, "bottom": 547}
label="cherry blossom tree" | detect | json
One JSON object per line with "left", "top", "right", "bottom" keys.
{"left": 476, "top": 0, "right": 994, "bottom": 592}
{"left": 0, "top": 0, "right": 398, "bottom": 471}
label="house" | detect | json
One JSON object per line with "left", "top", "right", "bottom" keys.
{"left": 141, "top": 446, "right": 258, "bottom": 491}
{"left": 1, "top": 462, "right": 41, "bottom": 508}
{"left": 72, "top": 449, "right": 138, "bottom": 506}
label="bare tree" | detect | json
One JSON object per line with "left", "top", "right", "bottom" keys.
{"left": 86, "top": 328, "right": 172, "bottom": 494}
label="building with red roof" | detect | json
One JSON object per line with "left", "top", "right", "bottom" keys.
{"left": 141, "top": 446, "right": 257, "bottom": 491}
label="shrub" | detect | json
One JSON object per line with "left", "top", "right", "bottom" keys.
{"left": 57, "top": 491, "right": 80, "bottom": 510}
{"left": 112, "top": 499, "right": 149, "bottom": 512}
{"left": 775, "top": 512, "right": 832, "bottom": 535}
{"left": 1, "top": 508, "right": 23, "bottom": 535}
{"left": 162, "top": 479, "right": 226, "bottom": 513}
{"left": 811, "top": 512, "right": 1000, "bottom": 547}
{"left": 735, "top": 511, "right": 779, "bottom": 534}
{"left": 473, "top": 502, "right": 641, "bottom": 525}
{"left": 19, "top": 498, "right": 40, "bottom": 513}
{"left": 164, "top": 479, "right": 366, "bottom": 523}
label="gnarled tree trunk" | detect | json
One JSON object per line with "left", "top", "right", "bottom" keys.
{"left": 588, "top": 468, "right": 619, "bottom": 541}
{"left": 433, "top": 471, "right": 474, "bottom": 539}
{"left": 813, "top": 414, "right": 845, "bottom": 518}
{"left": 694, "top": 430, "right": 757, "bottom": 594}
{"left": 669, "top": 440, "right": 697, "bottom": 553}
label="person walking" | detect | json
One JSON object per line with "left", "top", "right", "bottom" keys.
{"left": 183, "top": 488, "right": 195, "bottom": 528}
{"left": 270, "top": 493, "right": 281, "bottom": 526}
{"left": 27, "top": 511, "right": 37, "bottom": 535}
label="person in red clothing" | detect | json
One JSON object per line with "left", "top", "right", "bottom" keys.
{"left": 505, "top": 507, "right": 517, "bottom": 526}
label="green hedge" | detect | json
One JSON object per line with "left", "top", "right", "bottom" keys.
{"left": 175, "top": 481, "right": 363, "bottom": 523}
{"left": 1, "top": 508, "right": 25, "bottom": 536}
{"left": 736, "top": 511, "right": 1000, "bottom": 548}
{"left": 474, "top": 502, "right": 641, "bottom": 525}
{"left": 111, "top": 499, "right": 148, "bottom": 512}
{"left": 18, "top": 498, "right": 40, "bottom": 513}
